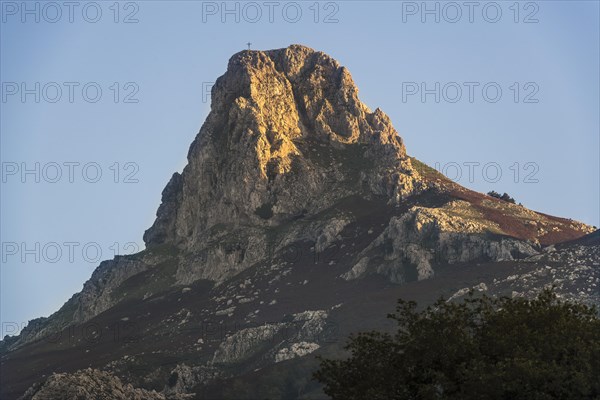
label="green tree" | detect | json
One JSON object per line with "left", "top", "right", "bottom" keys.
{"left": 487, "top": 191, "right": 516, "bottom": 204}
{"left": 314, "top": 289, "right": 600, "bottom": 399}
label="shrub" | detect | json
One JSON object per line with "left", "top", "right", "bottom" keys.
{"left": 487, "top": 191, "right": 516, "bottom": 204}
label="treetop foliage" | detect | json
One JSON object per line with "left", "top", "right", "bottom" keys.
{"left": 314, "top": 289, "right": 600, "bottom": 399}
{"left": 487, "top": 191, "right": 516, "bottom": 204}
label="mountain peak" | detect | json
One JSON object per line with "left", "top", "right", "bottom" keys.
{"left": 143, "top": 44, "right": 422, "bottom": 250}
{"left": 229, "top": 44, "right": 339, "bottom": 75}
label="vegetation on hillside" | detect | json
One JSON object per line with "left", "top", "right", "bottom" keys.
{"left": 487, "top": 190, "right": 516, "bottom": 204}
{"left": 314, "top": 289, "right": 600, "bottom": 399}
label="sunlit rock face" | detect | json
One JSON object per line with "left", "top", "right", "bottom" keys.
{"left": 143, "top": 44, "right": 425, "bottom": 255}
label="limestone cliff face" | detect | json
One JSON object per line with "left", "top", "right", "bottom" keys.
{"left": 143, "top": 45, "right": 425, "bottom": 253}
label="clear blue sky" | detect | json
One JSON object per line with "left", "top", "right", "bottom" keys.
{"left": 1, "top": 1, "right": 599, "bottom": 334}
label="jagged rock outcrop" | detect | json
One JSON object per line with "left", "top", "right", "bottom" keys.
{"left": 343, "top": 200, "right": 541, "bottom": 283}
{"left": 447, "top": 231, "right": 600, "bottom": 306}
{"left": 143, "top": 44, "right": 426, "bottom": 255}
{"left": 211, "top": 309, "right": 329, "bottom": 365}
{"left": 19, "top": 369, "right": 165, "bottom": 400}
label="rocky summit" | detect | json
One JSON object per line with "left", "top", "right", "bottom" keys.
{"left": 1, "top": 45, "right": 597, "bottom": 399}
